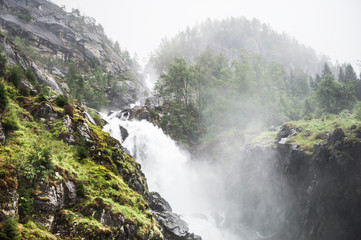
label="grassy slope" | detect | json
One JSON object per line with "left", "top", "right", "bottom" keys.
{"left": 0, "top": 81, "right": 161, "bottom": 239}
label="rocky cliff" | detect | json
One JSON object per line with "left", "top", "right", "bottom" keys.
{"left": 0, "top": 0, "right": 125, "bottom": 73}
{"left": 0, "top": 73, "right": 200, "bottom": 239}
{"left": 0, "top": 2, "right": 200, "bottom": 238}
{"left": 272, "top": 123, "right": 361, "bottom": 240}
{"left": 0, "top": 0, "right": 148, "bottom": 110}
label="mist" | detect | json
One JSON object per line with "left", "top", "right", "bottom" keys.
{"left": 52, "top": 0, "right": 361, "bottom": 72}
{"left": 102, "top": 112, "right": 292, "bottom": 240}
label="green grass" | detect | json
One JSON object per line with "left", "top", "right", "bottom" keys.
{"left": 19, "top": 221, "right": 57, "bottom": 240}
{"left": 283, "top": 114, "right": 361, "bottom": 153}
{"left": 0, "top": 80, "right": 162, "bottom": 239}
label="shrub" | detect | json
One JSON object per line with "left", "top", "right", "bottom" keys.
{"left": 6, "top": 65, "right": 23, "bottom": 87}
{"left": 19, "top": 86, "right": 30, "bottom": 97}
{"left": 36, "top": 91, "right": 48, "bottom": 102}
{"left": 77, "top": 145, "right": 89, "bottom": 160}
{"left": 0, "top": 53, "right": 7, "bottom": 77}
{"left": 25, "top": 68, "right": 37, "bottom": 85}
{"left": 18, "top": 185, "right": 33, "bottom": 218}
{"left": 0, "top": 81, "right": 8, "bottom": 109}
{"left": 1, "top": 112, "right": 20, "bottom": 132}
{"left": 0, "top": 217, "right": 19, "bottom": 240}
{"left": 54, "top": 95, "right": 68, "bottom": 107}
{"left": 76, "top": 181, "right": 86, "bottom": 198}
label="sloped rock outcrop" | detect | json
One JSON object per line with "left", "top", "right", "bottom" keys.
{"left": 273, "top": 124, "right": 361, "bottom": 240}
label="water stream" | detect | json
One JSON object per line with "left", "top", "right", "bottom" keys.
{"left": 101, "top": 111, "right": 235, "bottom": 240}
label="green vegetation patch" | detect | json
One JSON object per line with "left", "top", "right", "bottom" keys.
{"left": 284, "top": 114, "right": 361, "bottom": 152}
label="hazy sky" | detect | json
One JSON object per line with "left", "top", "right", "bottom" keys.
{"left": 51, "top": 0, "right": 360, "bottom": 71}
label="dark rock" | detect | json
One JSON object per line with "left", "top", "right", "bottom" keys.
{"left": 328, "top": 127, "right": 345, "bottom": 145}
{"left": 156, "top": 211, "right": 189, "bottom": 238}
{"left": 33, "top": 102, "right": 59, "bottom": 120}
{"left": 119, "top": 125, "right": 129, "bottom": 142}
{"left": 275, "top": 124, "right": 298, "bottom": 144}
{"left": 147, "top": 191, "right": 202, "bottom": 240}
{"left": 148, "top": 192, "right": 172, "bottom": 212}
{"left": 350, "top": 124, "right": 357, "bottom": 130}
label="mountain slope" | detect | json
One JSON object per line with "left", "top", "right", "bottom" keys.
{"left": 0, "top": 0, "right": 147, "bottom": 110}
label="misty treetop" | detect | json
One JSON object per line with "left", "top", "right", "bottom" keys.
{"left": 148, "top": 17, "right": 329, "bottom": 76}
{"left": 154, "top": 50, "right": 360, "bottom": 145}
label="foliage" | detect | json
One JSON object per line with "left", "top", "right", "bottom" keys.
{"left": 148, "top": 17, "right": 327, "bottom": 76}
{"left": 18, "top": 145, "right": 55, "bottom": 183}
{"left": 0, "top": 53, "right": 7, "bottom": 77}
{"left": 0, "top": 81, "right": 9, "bottom": 110}
{"left": 36, "top": 91, "right": 48, "bottom": 102}
{"left": 160, "top": 100, "right": 202, "bottom": 147}
{"left": 6, "top": 65, "right": 23, "bottom": 87}
{"left": 1, "top": 109, "right": 20, "bottom": 132}
{"left": 0, "top": 217, "right": 19, "bottom": 240}
{"left": 54, "top": 94, "right": 68, "bottom": 107}
{"left": 25, "top": 68, "right": 37, "bottom": 85}
{"left": 18, "top": 185, "right": 33, "bottom": 218}
{"left": 315, "top": 74, "right": 355, "bottom": 114}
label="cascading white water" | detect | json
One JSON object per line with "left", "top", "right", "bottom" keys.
{"left": 101, "top": 111, "right": 237, "bottom": 240}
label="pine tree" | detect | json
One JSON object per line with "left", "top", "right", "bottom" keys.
{"left": 321, "top": 63, "right": 333, "bottom": 78}
{"left": 344, "top": 64, "right": 357, "bottom": 82}
{"left": 338, "top": 67, "right": 345, "bottom": 82}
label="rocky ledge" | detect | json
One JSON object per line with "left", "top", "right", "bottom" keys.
{"left": 272, "top": 123, "right": 361, "bottom": 240}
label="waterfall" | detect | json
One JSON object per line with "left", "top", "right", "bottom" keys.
{"left": 101, "top": 111, "right": 236, "bottom": 240}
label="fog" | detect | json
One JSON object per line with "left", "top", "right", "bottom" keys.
{"left": 52, "top": 0, "right": 360, "bottom": 71}
{"left": 103, "top": 112, "right": 291, "bottom": 240}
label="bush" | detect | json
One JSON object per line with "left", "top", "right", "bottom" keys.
{"left": 76, "top": 181, "right": 86, "bottom": 198}
{"left": 18, "top": 86, "right": 30, "bottom": 97}
{"left": 25, "top": 68, "right": 37, "bottom": 85}
{"left": 18, "top": 185, "right": 33, "bottom": 218}
{"left": 1, "top": 112, "right": 20, "bottom": 132}
{"left": 0, "top": 81, "right": 9, "bottom": 110}
{"left": 77, "top": 145, "right": 89, "bottom": 160}
{"left": 36, "top": 91, "right": 48, "bottom": 102}
{"left": 54, "top": 95, "right": 68, "bottom": 107}
{"left": 6, "top": 65, "right": 23, "bottom": 87}
{"left": 0, "top": 54, "right": 7, "bottom": 77}
{"left": 0, "top": 217, "right": 19, "bottom": 240}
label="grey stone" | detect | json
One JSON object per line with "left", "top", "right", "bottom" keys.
{"left": 76, "top": 121, "right": 92, "bottom": 142}
{"left": 0, "top": 122, "right": 5, "bottom": 144}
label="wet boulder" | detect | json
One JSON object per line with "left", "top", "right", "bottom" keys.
{"left": 119, "top": 125, "right": 129, "bottom": 142}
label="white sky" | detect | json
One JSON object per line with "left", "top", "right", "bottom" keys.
{"left": 51, "top": 0, "right": 361, "bottom": 72}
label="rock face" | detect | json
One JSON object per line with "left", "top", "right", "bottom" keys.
{"left": 0, "top": 0, "right": 127, "bottom": 74}
{"left": 274, "top": 124, "right": 361, "bottom": 240}
{"left": 147, "top": 192, "right": 202, "bottom": 240}
{"left": 0, "top": 32, "right": 62, "bottom": 92}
